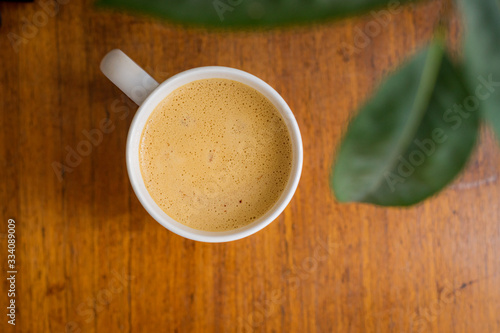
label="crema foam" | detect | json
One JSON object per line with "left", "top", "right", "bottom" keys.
{"left": 139, "top": 79, "right": 292, "bottom": 231}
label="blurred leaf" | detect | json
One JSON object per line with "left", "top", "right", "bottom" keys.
{"left": 331, "top": 41, "right": 479, "bottom": 206}
{"left": 96, "top": 0, "right": 415, "bottom": 27}
{"left": 459, "top": 0, "right": 500, "bottom": 142}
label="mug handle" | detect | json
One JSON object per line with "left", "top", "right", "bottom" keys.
{"left": 100, "top": 49, "right": 160, "bottom": 105}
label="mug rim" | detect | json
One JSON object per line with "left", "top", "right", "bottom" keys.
{"left": 126, "top": 66, "right": 303, "bottom": 242}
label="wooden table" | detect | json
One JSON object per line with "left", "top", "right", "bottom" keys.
{"left": 1, "top": 0, "right": 499, "bottom": 332}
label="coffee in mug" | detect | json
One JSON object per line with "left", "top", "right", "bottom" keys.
{"left": 139, "top": 78, "right": 293, "bottom": 231}
{"left": 100, "top": 49, "right": 303, "bottom": 242}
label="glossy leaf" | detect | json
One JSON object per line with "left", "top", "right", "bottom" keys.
{"left": 96, "top": 0, "right": 415, "bottom": 27}
{"left": 459, "top": 0, "right": 500, "bottom": 142}
{"left": 331, "top": 41, "right": 479, "bottom": 206}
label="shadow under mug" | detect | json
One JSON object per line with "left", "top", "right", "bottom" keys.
{"left": 100, "top": 49, "right": 303, "bottom": 243}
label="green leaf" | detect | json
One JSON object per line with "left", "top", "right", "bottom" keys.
{"left": 331, "top": 41, "right": 479, "bottom": 206}
{"left": 96, "top": 0, "right": 415, "bottom": 27}
{"left": 459, "top": 0, "right": 500, "bottom": 142}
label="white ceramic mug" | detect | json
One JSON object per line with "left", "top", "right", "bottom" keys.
{"left": 100, "top": 49, "right": 303, "bottom": 242}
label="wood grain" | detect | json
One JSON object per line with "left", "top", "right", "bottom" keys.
{"left": 1, "top": 0, "right": 500, "bottom": 332}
